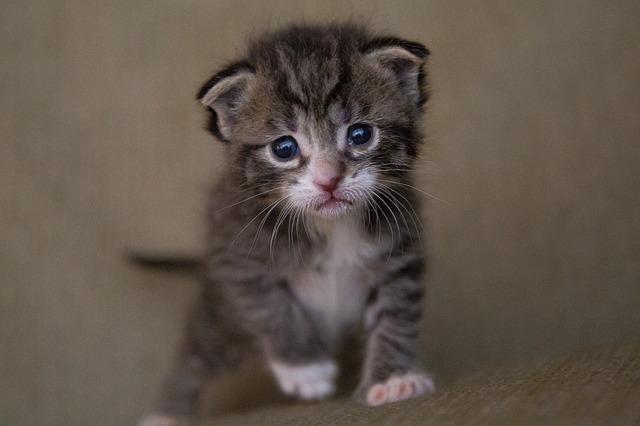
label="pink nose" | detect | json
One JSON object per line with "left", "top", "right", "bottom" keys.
{"left": 314, "top": 176, "right": 341, "bottom": 193}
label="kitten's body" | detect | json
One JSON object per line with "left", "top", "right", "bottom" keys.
{"left": 142, "top": 23, "right": 433, "bottom": 425}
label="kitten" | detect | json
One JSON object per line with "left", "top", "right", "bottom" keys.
{"left": 141, "top": 22, "right": 434, "bottom": 425}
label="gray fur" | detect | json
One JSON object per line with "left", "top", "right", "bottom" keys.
{"left": 149, "top": 22, "right": 431, "bottom": 419}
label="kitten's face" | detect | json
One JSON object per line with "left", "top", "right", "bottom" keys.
{"left": 198, "top": 25, "right": 428, "bottom": 221}
{"left": 242, "top": 104, "right": 387, "bottom": 219}
{"left": 278, "top": 120, "right": 379, "bottom": 219}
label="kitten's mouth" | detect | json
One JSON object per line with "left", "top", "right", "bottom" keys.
{"left": 314, "top": 196, "right": 353, "bottom": 216}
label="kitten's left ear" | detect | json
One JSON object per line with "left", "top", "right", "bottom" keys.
{"left": 363, "top": 38, "right": 430, "bottom": 107}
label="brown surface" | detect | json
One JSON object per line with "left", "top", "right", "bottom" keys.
{"left": 204, "top": 343, "right": 640, "bottom": 425}
{"left": 2, "top": 1, "right": 640, "bottom": 425}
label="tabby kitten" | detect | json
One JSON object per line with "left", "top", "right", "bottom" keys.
{"left": 141, "top": 23, "right": 433, "bottom": 425}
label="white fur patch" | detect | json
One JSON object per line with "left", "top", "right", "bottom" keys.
{"left": 291, "top": 218, "right": 379, "bottom": 346}
{"left": 366, "top": 372, "right": 435, "bottom": 406}
{"left": 269, "top": 359, "right": 338, "bottom": 400}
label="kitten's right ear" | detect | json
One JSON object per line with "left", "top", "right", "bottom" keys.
{"left": 196, "top": 62, "right": 255, "bottom": 142}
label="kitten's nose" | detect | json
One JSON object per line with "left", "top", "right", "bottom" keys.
{"left": 312, "top": 157, "right": 345, "bottom": 194}
{"left": 313, "top": 175, "right": 341, "bottom": 194}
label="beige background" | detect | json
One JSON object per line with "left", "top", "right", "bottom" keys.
{"left": 2, "top": 1, "right": 639, "bottom": 425}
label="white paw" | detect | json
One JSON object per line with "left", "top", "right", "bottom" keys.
{"left": 269, "top": 359, "right": 338, "bottom": 400}
{"left": 138, "top": 414, "right": 188, "bottom": 426}
{"left": 366, "top": 372, "right": 435, "bottom": 406}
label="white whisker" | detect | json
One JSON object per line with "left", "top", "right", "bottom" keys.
{"left": 290, "top": 207, "right": 303, "bottom": 266}
{"left": 231, "top": 196, "right": 286, "bottom": 257}
{"left": 270, "top": 201, "right": 294, "bottom": 264}
{"left": 377, "top": 182, "right": 424, "bottom": 248}
{"left": 373, "top": 189, "right": 405, "bottom": 252}
{"left": 369, "top": 191, "right": 397, "bottom": 256}
{"left": 377, "top": 178, "right": 451, "bottom": 205}
{"left": 215, "top": 186, "right": 285, "bottom": 213}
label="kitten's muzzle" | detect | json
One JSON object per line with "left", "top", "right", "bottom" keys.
{"left": 313, "top": 195, "right": 353, "bottom": 217}
{"left": 313, "top": 175, "right": 342, "bottom": 194}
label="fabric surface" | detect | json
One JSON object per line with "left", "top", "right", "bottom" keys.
{"left": 201, "top": 343, "right": 640, "bottom": 425}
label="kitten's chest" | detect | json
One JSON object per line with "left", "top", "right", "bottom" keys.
{"left": 290, "top": 219, "right": 383, "bottom": 343}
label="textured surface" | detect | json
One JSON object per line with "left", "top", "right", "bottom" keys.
{"left": 202, "top": 343, "right": 640, "bottom": 425}
{"left": 2, "top": 1, "right": 640, "bottom": 425}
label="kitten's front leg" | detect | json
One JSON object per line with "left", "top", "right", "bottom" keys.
{"left": 268, "top": 358, "right": 338, "bottom": 400}
{"left": 363, "top": 372, "right": 435, "bottom": 406}
{"left": 356, "top": 257, "right": 435, "bottom": 406}
{"left": 237, "top": 278, "right": 338, "bottom": 401}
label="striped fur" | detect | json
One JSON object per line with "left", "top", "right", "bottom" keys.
{"left": 143, "top": 23, "right": 432, "bottom": 423}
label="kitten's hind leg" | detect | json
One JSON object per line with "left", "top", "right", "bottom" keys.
{"left": 139, "top": 354, "right": 208, "bottom": 426}
{"left": 140, "top": 299, "right": 248, "bottom": 425}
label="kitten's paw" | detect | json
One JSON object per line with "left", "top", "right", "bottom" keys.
{"left": 269, "top": 359, "right": 338, "bottom": 400}
{"left": 138, "top": 414, "right": 189, "bottom": 426}
{"left": 365, "top": 372, "right": 435, "bottom": 407}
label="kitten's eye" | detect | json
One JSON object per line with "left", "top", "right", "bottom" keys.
{"left": 271, "top": 136, "right": 299, "bottom": 161}
{"left": 347, "top": 123, "right": 373, "bottom": 147}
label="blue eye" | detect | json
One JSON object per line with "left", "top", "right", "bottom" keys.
{"left": 347, "top": 123, "right": 373, "bottom": 146}
{"left": 271, "top": 136, "right": 299, "bottom": 161}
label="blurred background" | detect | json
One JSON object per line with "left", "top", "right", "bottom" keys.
{"left": 2, "top": 1, "right": 639, "bottom": 425}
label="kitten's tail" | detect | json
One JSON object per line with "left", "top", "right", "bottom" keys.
{"left": 125, "top": 250, "right": 202, "bottom": 274}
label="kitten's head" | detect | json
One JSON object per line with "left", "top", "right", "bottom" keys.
{"left": 198, "top": 24, "right": 429, "bottom": 220}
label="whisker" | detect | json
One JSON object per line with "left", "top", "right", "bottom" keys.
{"left": 377, "top": 183, "right": 424, "bottom": 229}
{"left": 377, "top": 184, "right": 423, "bottom": 249}
{"left": 215, "top": 186, "right": 285, "bottom": 213}
{"left": 287, "top": 206, "right": 295, "bottom": 264}
{"left": 377, "top": 178, "right": 451, "bottom": 205}
{"left": 373, "top": 189, "right": 405, "bottom": 253}
{"left": 369, "top": 191, "right": 397, "bottom": 256}
{"left": 376, "top": 166, "right": 441, "bottom": 176}
{"left": 290, "top": 207, "right": 303, "bottom": 266}
{"left": 363, "top": 197, "right": 383, "bottom": 243}
{"left": 301, "top": 207, "right": 314, "bottom": 245}
{"left": 270, "top": 201, "right": 293, "bottom": 264}
{"left": 250, "top": 197, "right": 288, "bottom": 255}
{"left": 228, "top": 204, "right": 271, "bottom": 253}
